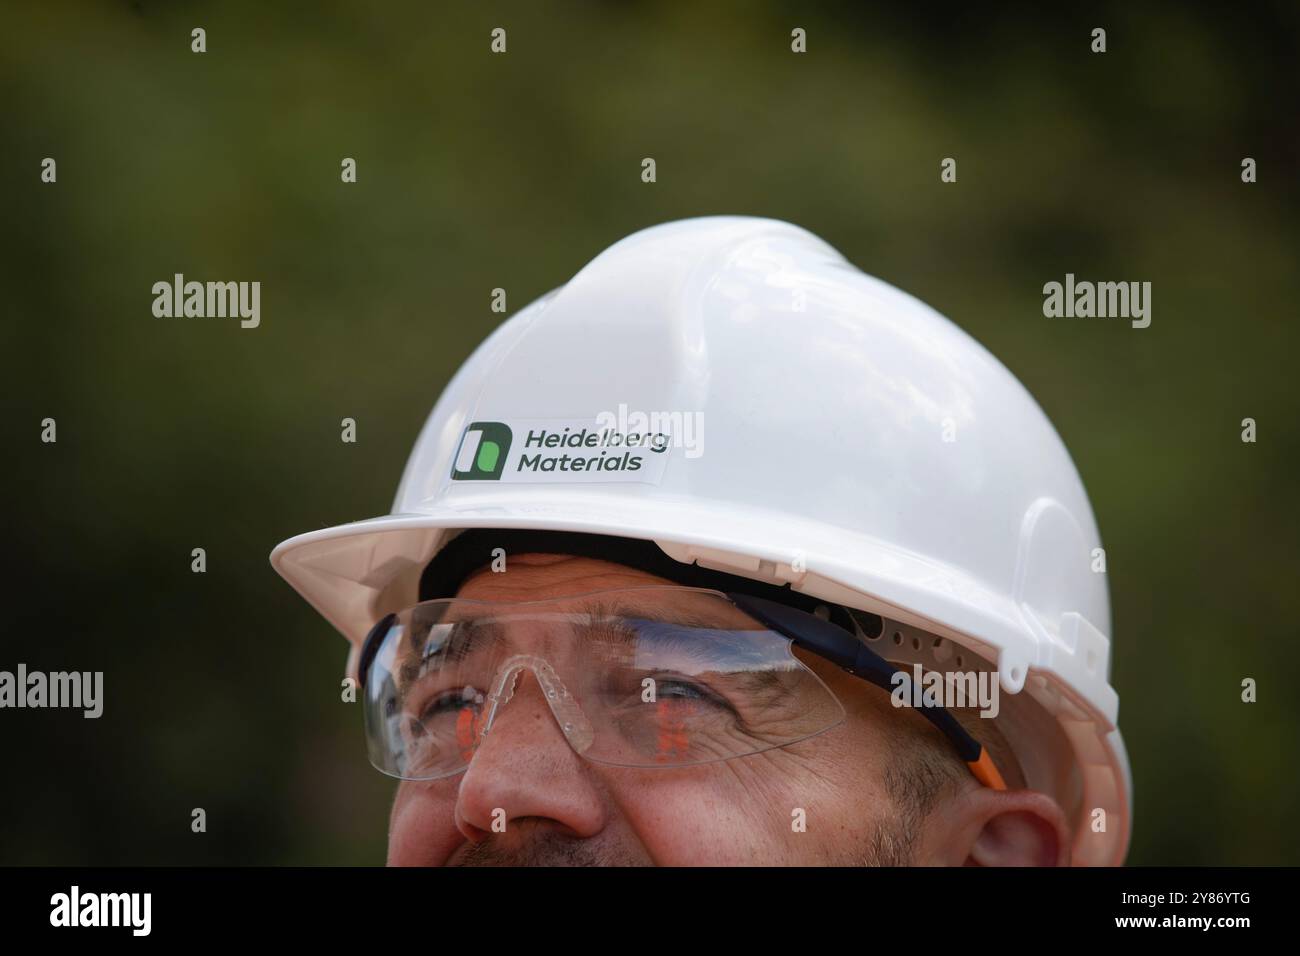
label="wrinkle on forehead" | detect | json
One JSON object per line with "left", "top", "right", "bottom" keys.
{"left": 454, "top": 553, "right": 673, "bottom": 600}
{"left": 441, "top": 554, "right": 763, "bottom": 652}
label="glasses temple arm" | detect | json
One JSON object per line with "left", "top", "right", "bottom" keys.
{"left": 726, "top": 592, "right": 1007, "bottom": 791}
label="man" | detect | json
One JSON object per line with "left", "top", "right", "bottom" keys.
{"left": 272, "top": 216, "right": 1130, "bottom": 866}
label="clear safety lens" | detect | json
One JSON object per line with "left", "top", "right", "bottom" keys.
{"left": 361, "top": 587, "right": 846, "bottom": 780}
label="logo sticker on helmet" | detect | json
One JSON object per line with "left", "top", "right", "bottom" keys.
{"left": 449, "top": 418, "right": 670, "bottom": 484}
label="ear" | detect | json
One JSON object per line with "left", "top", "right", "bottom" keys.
{"left": 931, "top": 788, "right": 1072, "bottom": 867}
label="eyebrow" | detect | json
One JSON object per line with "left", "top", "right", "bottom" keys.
{"left": 571, "top": 606, "right": 759, "bottom": 658}
{"left": 585, "top": 599, "right": 747, "bottom": 631}
{"left": 393, "top": 601, "right": 771, "bottom": 684}
{"left": 397, "top": 619, "right": 506, "bottom": 687}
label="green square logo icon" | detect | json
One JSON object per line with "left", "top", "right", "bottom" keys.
{"left": 450, "top": 421, "right": 513, "bottom": 480}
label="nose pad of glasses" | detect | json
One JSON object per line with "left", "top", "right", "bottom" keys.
{"left": 483, "top": 655, "right": 596, "bottom": 756}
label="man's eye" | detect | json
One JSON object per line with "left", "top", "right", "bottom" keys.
{"left": 658, "top": 680, "right": 705, "bottom": 700}
{"left": 654, "top": 678, "right": 733, "bottom": 712}
{"left": 414, "top": 687, "right": 484, "bottom": 722}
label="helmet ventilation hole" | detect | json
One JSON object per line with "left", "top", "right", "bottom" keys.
{"left": 848, "top": 608, "right": 884, "bottom": 641}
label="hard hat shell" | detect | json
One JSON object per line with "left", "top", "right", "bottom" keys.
{"left": 271, "top": 216, "right": 1130, "bottom": 865}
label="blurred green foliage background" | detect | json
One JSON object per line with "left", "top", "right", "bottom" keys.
{"left": 2, "top": 1, "right": 1298, "bottom": 865}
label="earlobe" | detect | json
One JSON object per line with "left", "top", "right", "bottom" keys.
{"left": 948, "top": 789, "right": 1072, "bottom": 867}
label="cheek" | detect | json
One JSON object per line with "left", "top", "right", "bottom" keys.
{"left": 387, "top": 780, "right": 462, "bottom": 866}
{"left": 607, "top": 733, "right": 887, "bottom": 865}
{"left": 600, "top": 770, "right": 766, "bottom": 865}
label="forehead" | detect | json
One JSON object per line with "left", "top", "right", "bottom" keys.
{"left": 454, "top": 553, "right": 678, "bottom": 600}
{"left": 450, "top": 553, "right": 752, "bottom": 627}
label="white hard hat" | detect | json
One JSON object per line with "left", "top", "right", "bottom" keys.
{"left": 271, "top": 215, "right": 1131, "bottom": 865}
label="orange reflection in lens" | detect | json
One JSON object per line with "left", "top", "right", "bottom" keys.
{"left": 653, "top": 697, "right": 694, "bottom": 763}
{"left": 456, "top": 706, "right": 488, "bottom": 763}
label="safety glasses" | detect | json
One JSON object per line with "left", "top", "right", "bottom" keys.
{"left": 358, "top": 586, "right": 1005, "bottom": 789}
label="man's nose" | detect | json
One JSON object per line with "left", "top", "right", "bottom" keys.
{"left": 453, "top": 668, "right": 606, "bottom": 844}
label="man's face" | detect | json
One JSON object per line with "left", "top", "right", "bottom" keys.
{"left": 385, "top": 553, "right": 1069, "bottom": 866}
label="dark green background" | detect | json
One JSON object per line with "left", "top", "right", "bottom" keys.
{"left": 3, "top": 1, "right": 1297, "bottom": 865}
